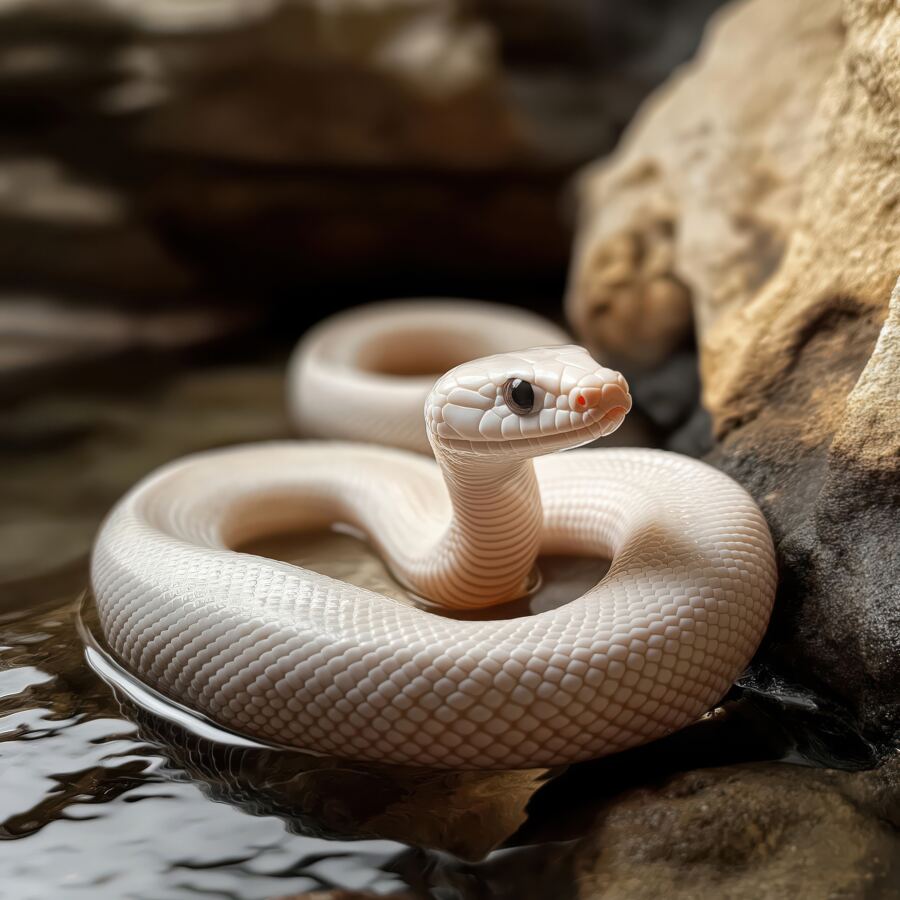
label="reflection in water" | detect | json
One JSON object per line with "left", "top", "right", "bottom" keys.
{"left": 0, "top": 531, "right": 880, "bottom": 899}
{"left": 82, "top": 630, "right": 549, "bottom": 860}
{"left": 0, "top": 589, "right": 402, "bottom": 898}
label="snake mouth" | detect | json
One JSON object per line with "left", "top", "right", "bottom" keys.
{"left": 548, "top": 404, "right": 629, "bottom": 449}
{"left": 599, "top": 404, "right": 629, "bottom": 433}
{"left": 534, "top": 398, "right": 631, "bottom": 445}
{"left": 433, "top": 400, "right": 630, "bottom": 456}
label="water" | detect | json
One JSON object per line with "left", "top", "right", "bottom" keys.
{"left": 0, "top": 526, "right": 879, "bottom": 900}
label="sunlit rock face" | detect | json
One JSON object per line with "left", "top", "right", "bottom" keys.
{"left": 568, "top": 0, "right": 900, "bottom": 736}
{"left": 0, "top": 0, "right": 726, "bottom": 394}
{"left": 565, "top": 0, "right": 845, "bottom": 369}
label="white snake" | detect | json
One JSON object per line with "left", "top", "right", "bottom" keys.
{"left": 91, "top": 303, "right": 776, "bottom": 769}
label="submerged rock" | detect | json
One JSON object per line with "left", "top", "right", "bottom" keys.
{"left": 567, "top": 0, "right": 900, "bottom": 735}
{"left": 566, "top": 755, "right": 900, "bottom": 899}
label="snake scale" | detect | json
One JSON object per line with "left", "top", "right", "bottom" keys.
{"left": 91, "top": 302, "right": 776, "bottom": 769}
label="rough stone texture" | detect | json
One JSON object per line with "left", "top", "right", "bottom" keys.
{"left": 567, "top": 0, "right": 900, "bottom": 735}
{"left": 566, "top": 0, "right": 845, "bottom": 368}
{"left": 567, "top": 755, "right": 900, "bottom": 900}
{"left": 749, "top": 281, "right": 900, "bottom": 736}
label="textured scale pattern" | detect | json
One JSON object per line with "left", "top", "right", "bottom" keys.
{"left": 287, "top": 300, "right": 568, "bottom": 454}
{"left": 92, "top": 437, "right": 776, "bottom": 768}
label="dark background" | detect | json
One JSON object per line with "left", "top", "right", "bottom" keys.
{"left": 2, "top": 0, "right": 725, "bottom": 405}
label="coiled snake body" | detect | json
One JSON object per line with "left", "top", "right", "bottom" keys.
{"left": 91, "top": 305, "right": 776, "bottom": 769}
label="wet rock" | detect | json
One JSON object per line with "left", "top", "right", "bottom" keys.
{"left": 567, "top": 755, "right": 900, "bottom": 900}
{"left": 567, "top": 0, "right": 900, "bottom": 735}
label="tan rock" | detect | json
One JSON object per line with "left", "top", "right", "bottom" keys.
{"left": 830, "top": 278, "right": 900, "bottom": 477}
{"left": 709, "top": 0, "right": 900, "bottom": 731}
{"left": 566, "top": 0, "right": 845, "bottom": 369}
{"left": 704, "top": 0, "right": 900, "bottom": 436}
{"left": 568, "top": 0, "right": 900, "bottom": 732}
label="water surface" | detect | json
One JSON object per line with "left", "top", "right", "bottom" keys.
{"left": 0, "top": 529, "right": 877, "bottom": 899}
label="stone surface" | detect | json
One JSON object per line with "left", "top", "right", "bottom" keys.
{"left": 566, "top": 755, "right": 900, "bottom": 900}
{"left": 566, "top": 0, "right": 845, "bottom": 368}
{"left": 731, "top": 280, "right": 900, "bottom": 737}
{"left": 567, "top": 0, "right": 900, "bottom": 735}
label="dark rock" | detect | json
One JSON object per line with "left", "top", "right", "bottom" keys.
{"left": 713, "top": 283, "right": 900, "bottom": 736}
{"left": 566, "top": 756, "right": 900, "bottom": 899}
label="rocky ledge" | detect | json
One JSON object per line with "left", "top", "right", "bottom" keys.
{"left": 568, "top": 0, "right": 900, "bottom": 739}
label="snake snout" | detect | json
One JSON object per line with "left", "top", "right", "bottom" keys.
{"left": 569, "top": 374, "right": 632, "bottom": 416}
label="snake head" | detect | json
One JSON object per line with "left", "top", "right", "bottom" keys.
{"left": 425, "top": 344, "right": 632, "bottom": 456}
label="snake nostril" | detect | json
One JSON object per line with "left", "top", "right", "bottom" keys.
{"left": 574, "top": 386, "right": 604, "bottom": 409}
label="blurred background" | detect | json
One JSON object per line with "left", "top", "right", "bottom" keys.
{"left": 2, "top": 0, "right": 726, "bottom": 585}
{"left": 9, "top": 2, "right": 900, "bottom": 898}
{"left": 3, "top": 0, "right": 724, "bottom": 395}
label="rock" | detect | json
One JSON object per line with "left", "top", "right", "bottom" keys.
{"left": 0, "top": 157, "right": 253, "bottom": 393}
{"left": 744, "top": 281, "right": 900, "bottom": 735}
{"left": 566, "top": 0, "right": 845, "bottom": 368}
{"left": 567, "top": 0, "right": 900, "bottom": 735}
{"left": 566, "top": 755, "right": 900, "bottom": 899}
{"left": 0, "top": 296, "right": 250, "bottom": 399}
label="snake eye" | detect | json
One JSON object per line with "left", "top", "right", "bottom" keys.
{"left": 503, "top": 378, "right": 536, "bottom": 415}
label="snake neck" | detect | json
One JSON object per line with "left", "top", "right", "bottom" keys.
{"left": 405, "top": 448, "right": 543, "bottom": 609}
